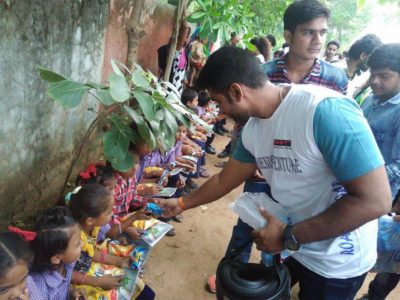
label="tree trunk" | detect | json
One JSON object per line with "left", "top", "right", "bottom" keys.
{"left": 163, "top": 0, "right": 187, "bottom": 82}
{"left": 124, "top": 0, "right": 157, "bottom": 71}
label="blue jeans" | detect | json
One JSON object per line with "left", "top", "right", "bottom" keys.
{"left": 285, "top": 257, "right": 367, "bottom": 300}
{"left": 367, "top": 272, "right": 400, "bottom": 299}
{"left": 224, "top": 180, "right": 270, "bottom": 262}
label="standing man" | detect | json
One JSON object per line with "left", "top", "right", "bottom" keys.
{"left": 161, "top": 46, "right": 391, "bottom": 300}
{"left": 359, "top": 44, "right": 400, "bottom": 300}
{"left": 222, "top": 0, "right": 349, "bottom": 271}
{"left": 263, "top": 0, "right": 348, "bottom": 94}
{"left": 324, "top": 40, "right": 341, "bottom": 65}
{"left": 345, "top": 34, "right": 382, "bottom": 98}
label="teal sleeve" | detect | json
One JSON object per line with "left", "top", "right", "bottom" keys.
{"left": 232, "top": 134, "right": 256, "bottom": 164}
{"left": 314, "top": 98, "right": 384, "bottom": 182}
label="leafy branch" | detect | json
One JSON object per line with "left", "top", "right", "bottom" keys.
{"left": 39, "top": 60, "right": 210, "bottom": 189}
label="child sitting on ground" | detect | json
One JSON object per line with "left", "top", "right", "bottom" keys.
{"left": 0, "top": 231, "right": 32, "bottom": 300}
{"left": 75, "top": 163, "right": 152, "bottom": 242}
{"left": 25, "top": 206, "right": 83, "bottom": 300}
{"left": 69, "top": 184, "right": 155, "bottom": 299}
{"left": 181, "top": 88, "right": 210, "bottom": 178}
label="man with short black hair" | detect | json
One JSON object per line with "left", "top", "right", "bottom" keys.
{"left": 263, "top": 0, "right": 348, "bottom": 94}
{"left": 346, "top": 34, "right": 382, "bottom": 97}
{"left": 161, "top": 46, "right": 392, "bottom": 300}
{"left": 324, "top": 40, "right": 341, "bottom": 64}
{"left": 359, "top": 43, "right": 400, "bottom": 300}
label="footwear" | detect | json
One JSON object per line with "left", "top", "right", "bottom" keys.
{"left": 171, "top": 214, "right": 183, "bottom": 223}
{"left": 213, "top": 128, "right": 225, "bottom": 136}
{"left": 182, "top": 185, "right": 192, "bottom": 195}
{"left": 217, "top": 150, "right": 229, "bottom": 159}
{"left": 206, "top": 146, "right": 216, "bottom": 154}
{"left": 200, "top": 168, "right": 210, "bottom": 178}
{"left": 207, "top": 274, "right": 216, "bottom": 293}
{"left": 166, "top": 227, "right": 176, "bottom": 236}
{"left": 215, "top": 161, "right": 227, "bottom": 168}
{"left": 221, "top": 126, "right": 229, "bottom": 133}
{"left": 187, "top": 180, "right": 198, "bottom": 189}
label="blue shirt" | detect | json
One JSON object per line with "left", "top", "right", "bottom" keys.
{"left": 27, "top": 263, "right": 75, "bottom": 300}
{"left": 362, "top": 91, "right": 400, "bottom": 199}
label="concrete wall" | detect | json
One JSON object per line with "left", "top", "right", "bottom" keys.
{"left": 0, "top": 0, "right": 109, "bottom": 227}
{"left": 0, "top": 0, "right": 175, "bottom": 228}
{"left": 136, "top": 2, "right": 175, "bottom": 74}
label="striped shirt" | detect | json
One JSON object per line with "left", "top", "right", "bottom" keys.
{"left": 27, "top": 263, "right": 75, "bottom": 300}
{"left": 262, "top": 54, "right": 348, "bottom": 95}
{"left": 113, "top": 172, "right": 145, "bottom": 222}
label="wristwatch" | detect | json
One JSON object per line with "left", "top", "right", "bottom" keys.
{"left": 283, "top": 224, "right": 301, "bottom": 251}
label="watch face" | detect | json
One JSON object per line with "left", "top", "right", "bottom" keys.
{"left": 285, "top": 239, "right": 300, "bottom": 251}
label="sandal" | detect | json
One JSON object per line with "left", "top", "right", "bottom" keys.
{"left": 166, "top": 227, "right": 176, "bottom": 236}
{"left": 171, "top": 214, "right": 183, "bottom": 223}
{"left": 207, "top": 274, "right": 216, "bottom": 293}
{"left": 200, "top": 168, "right": 210, "bottom": 178}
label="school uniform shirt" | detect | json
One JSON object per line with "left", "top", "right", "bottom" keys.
{"left": 362, "top": 91, "right": 400, "bottom": 200}
{"left": 233, "top": 84, "right": 384, "bottom": 279}
{"left": 113, "top": 172, "right": 144, "bottom": 220}
{"left": 27, "top": 263, "right": 75, "bottom": 300}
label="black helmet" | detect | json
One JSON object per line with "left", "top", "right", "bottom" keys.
{"left": 216, "top": 255, "right": 291, "bottom": 300}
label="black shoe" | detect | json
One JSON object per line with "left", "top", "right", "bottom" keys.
{"left": 206, "top": 146, "right": 216, "bottom": 154}
{"left": 221, "top": 126, "right": 229, "bottom": 133}
{"left": 213, "top": 128, "right": 225, "bottom": 136}
{"left": 187, "top": 180, "right": 198, "bottom": 189}
{"left": 217, "top": 150, "right": 229, "bottom": 159}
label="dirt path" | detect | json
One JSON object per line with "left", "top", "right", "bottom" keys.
{"left": 144, "top": 120, "right": 399, "bottom": 300}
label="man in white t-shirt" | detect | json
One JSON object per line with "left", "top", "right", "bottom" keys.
{"left": 160, "top": 46, "right": 392, "bottom": 299}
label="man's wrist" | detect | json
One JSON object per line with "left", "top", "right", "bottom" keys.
{"left": 178, "top": 197, "right": 186, "bottom": 211}
{"left": 283, "top": 224, "right": 301, "bottom": 251}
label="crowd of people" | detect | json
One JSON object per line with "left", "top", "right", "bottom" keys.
{"left": 1, "top": 0, "right": 400, "bottom": 299}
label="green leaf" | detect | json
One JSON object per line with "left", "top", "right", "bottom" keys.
{"left": 84, "top": 82, "right": 106, "bottom": 89}
{"left": 154, "top": 109, "right": 164, "bottom": 121}
{"left": 123, "top": 105, "right": 150, "bottom": 141}
{"left": 131, "top": 70, "right": 151, "bottom": 89}
{"left": 110, "top": 152, "right": 135, "bottom": 172}
{"left": 123, "top": 105, "right": 144, "bottom": 126}
{"left": 102, "top": 130, "right": 130, "bottom": 162}
{"left": 111, "top": 59, "right": 124, "bottom": 76}
{"left": 47, "top": 80, "right": 89, "bottom": 108}
{"left": 189, "top": 11, "right": 206, "bottom": 19}
{"left": 197, "top": 0, "right": 207, "bottom": 11}
{"left": 39, "top": 67, "right": 67, "bottom": 83}
{"left": 109, "top": 74, "right": 130, "bottom": 102}
{"left": 133, "top": 90, "right": 156, "bottom": 120}
{"left": 147, "top": 127, "right": 157, "bottom": 150}
{"left": 94, "top": 89, "right": 115, "bottom": 106}
{"left": 245, "top": 41, "right": 257, "bottom": 52}
{"left": 163, "top": 108, "right": 178, "bottom": 136}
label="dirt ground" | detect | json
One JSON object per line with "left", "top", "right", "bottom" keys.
{"left": 144, "top": 120, "right": 400, "bottom": 300}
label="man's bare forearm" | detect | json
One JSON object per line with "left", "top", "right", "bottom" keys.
{"left": 184, "top": 173, "right": 233, "bottom": 209}
{"left": 183, "top": 159, "right": 257, "bottom": 210}
{"left": 293, "top": 193, "right": 391, "bottom": 245}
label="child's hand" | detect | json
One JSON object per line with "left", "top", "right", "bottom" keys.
{"left": 116, "top": 235, "right": 128, "bottom": 245}
{"left": 177, "top": 179, "right": 185, "bottom": 189}
{"left": 69, "top": 288, "right": 86, "bottom": 300}
{"left": 138, "top": 184, "right": 162, "bottom": 196}
{"left": 18, "top": 288, "right": 29, "bottom": 300}
{"left": 118, "top": 257, "right": 131, "bottom": 269}
{"left": 125, "top": 226, "right": 143, "bottom": 240}
{"left": 97, "top": 274, "right": 124, "bottom": 290}
{"left": 128, "top": 209, "right": 151, "bottom": 222}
